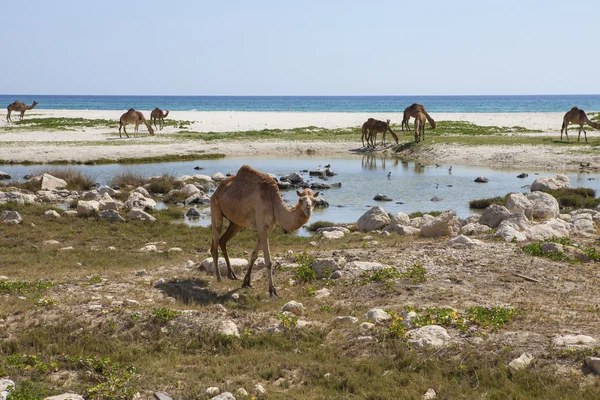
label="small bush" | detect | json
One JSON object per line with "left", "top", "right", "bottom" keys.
{"left": 147, "top": 174, "right": 176, "bottom": 194}
{"left": 109, "top": 171, "right": 147, "bottom": 188}
{"left": 408, "top": 211, "right": 443, "bottom": 218}
{"left": 152, "top": 308, "right": 182, "bottom": 323}
{"left": 305, "top": 220, "right": 337, "bottom": 232}
{"left": 294, "top": 252, "right": 316, "bottom": 282}
{"left": 469, "top": 195, "right": 508, "bottom": 209}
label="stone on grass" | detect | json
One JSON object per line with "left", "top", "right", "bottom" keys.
{"left": 479, "top": 204, "right": 512, "bottom": 228}
{"left": 322, "top": 230, "right": 345, "bottom": 240}
{"left": 41, "top": 173, "right": 67, "bottom": 190}
{"left": 552, "top": 334, "right": 596, "bottom": 348}
{"left": 531, "top": 174, "right": 570, "bottom": 191}
{"left": 407, "top": 325, "right": 451, "bottom": 348}
{"left": 357, "top": 206, "right": 391, "bottom": 232}
{"left": 0, "top": 210, "right": 22, "bottom": 225}
{"left": 99, "top": 209, "right": 125, "bottom": 222}
{"left": 44, "top": 210, "right": 61, "bottom": 218}
{"left": 423, "top": 388, "right": 437, "bottom": 400}
{"left": 365, "top": 308, "right": 391, "bottom": 324}
{"left": 585, "top": 357, "right": 600, "bottom": 375}
{"left": 76, "top": 200, "right": 99, "bottom": 217}
{"left": 201, "top": 257, "right": 249, "bottom": 276}
{"left": 334, "top": 316, "right": 358, "bottom": 326}
{"left": 281, "top": 300, "right": 305, "bottom": 316}
{"left": 525, "top": 192, "right": 560, "bottom": 220}
{"left": 505, "top": 192, "right": 534, "bottom": 220}
{"left": 420, "top": 211, "right": 459, "bottom": 237}
{"left": 206, "top": 387, "right": 220, "bottom": 396}
{"left": 508, "top": 353, "right": 534, "bottom": 371}
{"left": 44, "top": 394, "right": 85, "bottom": 400}
{"left": 210, "top": 393, "right": 235, "bottom": 400}
{"left": 127, "top": 208, "right": 156, "bottom": 221}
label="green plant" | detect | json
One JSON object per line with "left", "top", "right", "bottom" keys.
{"left": 34, "top": 297, "right": 57, "bottom": 307}
{"left": 383, "top": 311, "right": 408, "bottom": 339}
{"left": 0, "top": 280, "right": 54, "bottom": 294}
{"left": 405, "top": 262, "right": 426, "bottom": 284}
{"left": 361, "top": 267, "right": 402, "bottom": 284}
{"left": 461, "top": 306, "right": 518, "bottom": 334}
{"left": 151, "top": 308, "right": 182, "bottom": 323}
{"left": 319, "top": 305, "right": 333, "bottom": 312}
{"left": 74, "top": 356, "right": 138, "bottom": 400}
{"left": 5, "top": 380, "right": 44, "bottom": 400}
{"left": 294, "top": 252, "right": 316, "bottom": 282}
{"left": 276, "top": 312, "right": 298, "bottom": 331}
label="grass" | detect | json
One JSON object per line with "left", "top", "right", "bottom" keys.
{"left": 0, "top": 168, "right": 95, "bottom": 192}
{"left": 520, "top": 236, "right": 600, "bottom": 262}
{"left": 0, "top": 117, "right": 193, "bottom": 132}
{"left": 470, "top": 188, "right": 600, "bottom": 210}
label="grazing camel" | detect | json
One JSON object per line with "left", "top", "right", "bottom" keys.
{"left": 414, "top": 111, "right": 427, "bottom": 142}
{"left": 150, "top": 108, "right": 169, "bottom": 130}
{"left": 367, "top": 119, "right": 398, "bottom": 148}
{"left": 401, "top": 103, "right": 436, "bottom": 132}
{"left": 6, "top": 101, "right": 38, "bottom": 122}
{"left": 118, "top": 109, "right": 155, "bottom": 138}
{"left": 210, "top": 165, "right": 320, "bottom": 297}
{"left": 560, "top": 106, "right": 600, "bottom": 143}
{"left": 361, "top": 118, "right": 376, "bottom": 147}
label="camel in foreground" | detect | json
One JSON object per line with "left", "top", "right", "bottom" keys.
{"left": 560, "top": 106, "right": 600, "bottom": 142}
{"left": 414, "top": 111, "right": 427, "bottom": 142}
{"left": 210, "top": 165, "right": 320, "bottom": 297}
{"left": 150, "top": 108, "right": 169, "bottom": 130}
{"left": 402, "top": 103, "right": 436, "bottom": 132}
{"left": 6, "top": 100, "right": 38, "bottom": 122}
{"left": 119, "top": 109, "right": 155, "bottom": 138}
{"left": 366, "top": 119, "right": 398, "bottom": 148}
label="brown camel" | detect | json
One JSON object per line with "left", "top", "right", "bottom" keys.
{"left": 361, "top": 118, "right": 376, "bottom": 147}
{"left": 414, "top": 111, "right": 427, "bottom": 142}
{"left": 401, "top": 103, "right": 436, "bottom": 132}
{"left": 150, "top": 108, "right": 169, "bottom": 130}
{"left": 118, "top": 109, "right": 155, "bottom": 138}
{"left": 367, "top": 119, "right": 398, "bottom": 148}
{"left": 6, "top": 100, "right": 38, "bottom": 122}
{"left": 560, "top": 106, "right": 600, "bottom": 143}
{"left": 210, "top": 165, "right": 320, "bottom": 297}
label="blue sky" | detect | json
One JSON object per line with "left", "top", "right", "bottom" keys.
{"left": 2, "top": 0, "right": 599, "bottom": 96}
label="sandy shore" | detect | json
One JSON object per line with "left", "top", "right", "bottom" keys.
{"left": 0, "top": 109, "right": 598, "bottom": 170}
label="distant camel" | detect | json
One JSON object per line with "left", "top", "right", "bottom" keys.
{"left": 210, "top": 165, "right": 320, "bottom": 297}
{"left": 402, "top": 104, "right": 436, "bottom": 132}
{"left": 150, "top": 108, "right": 169, "bottom": 130}
{"left": 6, "top": 101, "right": 38, "bottom": 122}
{"left": 118, "top": 109, "right": 155, "bottom": 138}
{"left": 367, "top": 119, "right": 398, "bottom": 148}
{"left": 361, "top": 118, "right": 376, "bottom": 147}
{"left": 414, "top": 111, "right": 427, "bottom": 142}
{"left": 560, "top": 106, "right": 600, "bottom": 142}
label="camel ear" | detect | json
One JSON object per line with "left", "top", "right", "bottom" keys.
{"left": 296, "top": 190, "right": 303, "bottom": 197}
{"left": 313, "top": 191, "right": 320, "bottom": 197}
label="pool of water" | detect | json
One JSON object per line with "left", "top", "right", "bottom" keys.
{"left": 2, "top": 155, "right": 599, "bottom": 225}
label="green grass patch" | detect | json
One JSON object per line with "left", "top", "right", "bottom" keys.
{"left": 469, "top": 195, "right": 509, "bottom": 209}
{"left": 407, "top": 211, "right": 443, "bottom": 218}
{"left": 294, "top": 251, "right": 316, "bottom": 282}
{"left": 0, "top": 280, "right": 54, "bottom": 294}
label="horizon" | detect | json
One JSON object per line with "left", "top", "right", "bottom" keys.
{"left": 2, "top": 94, "right": 600, "bottom": 98}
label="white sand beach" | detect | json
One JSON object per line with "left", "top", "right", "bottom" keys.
{"left": 0, "top": 109, "right": 597, "bottom": 170}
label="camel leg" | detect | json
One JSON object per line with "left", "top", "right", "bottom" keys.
{"left": 134, "top": 122, "right": 139, "bottom": 138}
{"left": 219, "top": 222, "right": 243, "bottom": 280}
{"left": 210, "top": 206, "right": 225, "bottom": 282}
{"left": 258, "top": 231, "right": 277, "bottom": 297}
{"left": 152, "top": 118, "right": 157, "bottom": 130}
{"left": 6, "top": 110, "right": 10, "bottom": 123}
{"left": 242, "top": 239, "right": 262, "bottom": 288}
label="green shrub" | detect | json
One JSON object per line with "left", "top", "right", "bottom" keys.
{"left": 294, "top": 252, "right": 316, "bottom": 282}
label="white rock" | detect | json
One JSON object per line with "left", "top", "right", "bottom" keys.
{"left": 0, "top": 210, "right": 22, "bottom": 225}
{"left": 253, "top": 384, "right": 266, "bottom": 397}
{"left": 43, "top": 210, "right": 61, "bottom": 218}
{"left": 357, "top": 206, "right": 391, "bottom": 232}
{"left": 407, "top": 325, "right": 451, "bottom": 348}
{"left": 479, "top": 204, "right": 512, "bottom": 228}
{"left": 585, "top": 356, "right": 600, "bottom": 374}
{"left": 219, "top": 320, "right": 240, "bottom": 337}
{"left": 168, "top": 247, "right": 183, "bottom": 252}
{"left": 531, "top": 174, "right": 570, "bottom": 191}
{"left": 448, "top": 235, "right": 483, "bottom": 247}
{"left": 423, "top": 388, "right": 437, "bottom": 400}
{"left": 420, "top": 211, "right": 459, "bottom": 237}
{"left": 76, "top": 200, "right": 99, "bottom": 217}
{"left": 206, "top": 387, "right": 220, "bottom": 396}
{"left": 127, "top": 208, "right": 156, "bottom": 221}
{"left": 99, "top": 209, "right": 125, "bottom": 222}
{"left": 124, "top": 192, "right": 156, "bottom": 211}
{"left": 552, "top": 334, "right": 596, "bottom": 348}
{"left": 44, "top": 240, "right": 60, "bottom": 246}
{"left": 139, "top": 245, "right": 158, "bottom": 252}
{"left": 321, "top": 230, "right": 345, "bottom": 239}
{"left": 41, "top": 173, "right": 67, "bottom": 190}
{"left": 508, "top": 353, "right": 534, "bottom": 370}
{"left": 235, "top": 388, "right": 248, "bottom": 397}
{"left": 44, "top": 393, "right": 85, "bottom": 400}
{"left": 281, "top": 300, "right": 305, "bottom": 316}
{"left": 210, "top": 393, "right": 235, "bottom": 400}
{"left": 334, "top": 316, "right": 359, "bottom": 325}
{"left": 365, "top": 308, "right": 392, "bottom": 324}
{"left": 201, "top": 257, "right": 249, "bottom": 276}
{"left": 314, "top": 288, "right": 331, "bottom": 298}
{"left": 360, "top": 322, "right": 375, "bottom": 330}
{"left": 506, "top": 192, "right": 534, "bottom": 220}
{"left": 460, "top": 222, "right": 490, "bottom": 236}
{"left": 0, "top": 191, "right": 36, "bottom": 205}
{"left": 525, "top": 191, "right": 560, "bottom": 220}
{"left": 180, "top": 183, "right": 201, "bottom": 197}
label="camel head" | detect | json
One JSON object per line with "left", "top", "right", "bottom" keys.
{"left": 32, "top": 101, "right": 39, "bottom": 107}
{"left": 386, "top": 119, "right": 391, "bottom": 126}
{"left": 295, "top": 188, "right": 320, "bottom": 217}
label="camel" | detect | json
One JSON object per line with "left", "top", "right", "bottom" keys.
{"left": 414, "top": 111, "right": 427, "bottom": 142}
{"left": 150, "top": 108, "right": 169, "bottom": 130}
{"left": 6, "top": 100, "right": 38, "bottom": 122}
{"left": 367, "top": 119, "right": 398, "bottom": 148}
{"left": 401, "top": 103, "right": 436, "bottom": 132}
{"left": 118, "top": 109, "right": 155, "bottom": 138}
{"left": 361, "top": 118, "right": 376, "bottom": 147}
{"left": 210, "top": 165, "right": 320, "bottom": 297}
{"left": 560, "top": 106, "right": 600, "bottom": 143}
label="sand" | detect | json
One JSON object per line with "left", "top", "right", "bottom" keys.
{"left": 0, "top": 109, "right": 597, "bottom": 170}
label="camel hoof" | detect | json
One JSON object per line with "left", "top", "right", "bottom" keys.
{"left": 269, "top": 286, "right": 278, "bottom": 297}
{"left": 228, "top": 272, "right": 239, "bottom": 280}
{"left": 242, "top": 280, "right": 252, "bottom": 288}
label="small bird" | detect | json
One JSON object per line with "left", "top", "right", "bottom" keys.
{"left": 580, "top": 162, "right": 591, "bottom": 168}
{"left": 435, "top": 164, "right": 441, "bottom": 168}
{"left": 387, "top": 172, "right": 391, "bottom": 178}
{"left": 325, "top": 163, "right": 331, "bottom": 168}
{"left": 448, "top": 166, "right": 453, "bottom": 173}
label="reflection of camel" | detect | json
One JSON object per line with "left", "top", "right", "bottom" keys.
{"left": 361, "top": 118, "right": 376, "bottom": 147}
{"left": 560, "top": 106, "right": 600, "bottom": 142}
{"left": 402, "top": 104, "right": 436, "bottom": 132}
{"left": 414, "top": 111, "right": 427, "bottom": 142}
{"left": 118, "top": 109, "right": 155, "bottom": 138}
{"left": 6, "top": 101, "right": 38, "bottom": 122}
{"left": 210, "top": 165, "right": 320, "bottom": 297}
{"left": 150, "top": 108, "right": 169, "bottom": 130}
{"left": 368, "top": 119, "right": 398, "bottom": 148}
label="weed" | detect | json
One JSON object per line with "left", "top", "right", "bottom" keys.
{"left": 407, "top": 211, "right": 443, "bottom": 218}
{"left": 73, "top": 356, "right": 138, "bottom": 400}
{"left": 319, "top": 305, "right": 333, "bottom": 312}
{"left": 5, "top": 380, "right": 45, "bottom": 400}
{"left": 151, "top": 308, "right": 182, "bottom": 323}
{"left": 276, "top": 312, "right": 298, "bottom": 331}
{"left": 294, "top": 251, "right": 316, "bottom": 282}
{"left": 361, "top": 267, "right": 403, "bottom": 284}
{"left": 34, "top": 297, "right": 57, "bottom": 307}
{"left": 0, "top": 280, "right": 54, "bottom": 294}
{"left": 405, "top": 262, "right": 427, "bottom": 284}
{"left": 461, "top": 306, "right": 519, "bottom": 334}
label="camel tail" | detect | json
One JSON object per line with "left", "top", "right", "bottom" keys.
{"left": 425, "top": 112, "right": 436, "bottom": 129}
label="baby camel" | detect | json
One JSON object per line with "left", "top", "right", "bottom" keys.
{"left": 6, "top": 100, "right": 38, "bottom": 122}
{"left": 150, "top": 108, "right": 169, "bottom": 130}
{"left": 414, "top": 111, "right": 427, "bottom": 142}
{"left": 119, "top": 109, "right": 155, "bottom": 138}
{"left": 561, "top": 106, "right": 600, "bottom": 143}
{"left": 210, "top": 165, "right": 320, "bottom": 297}
{"left": 367, "top": 119, "right": 398, "bottom": 148}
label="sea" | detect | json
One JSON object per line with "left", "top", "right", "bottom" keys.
{"left": 1, "top": 94, "right": 600, "bottom": 113}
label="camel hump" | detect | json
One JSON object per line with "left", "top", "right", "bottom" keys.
{"left": 128, "top": 108, "right": 135, "bottom": 112}
{"left": 572, "top": 106, "right": 579, "bottom": 110}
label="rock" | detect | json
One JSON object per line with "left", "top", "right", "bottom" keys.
{"left": 563, "top": 246, "right": 590, "bottom": 263}
{"left": 127, "top": 208, "right": 157, "bottom": 221}
{"left": 495, "top": 221, "right": 528, "bottom": 242}
{"left": 505, "top": 193, "right": 534, "bottom": 220}
{"left": 552, "top": 334, "right": 596, "bottom": 348}
{"left": 253, "top": 384, "right": 266, "bottom": 397}
{"left": 201, "top": 257, "right": 249, "bottom": 276}
{"left": 98, "top": 186, "right": 118, "bottom": 196}
{"left": 411, "top": 214, "right": 436, "bottom": 228}
{"left": 321, "top": 230, "right": 345, "bottom": 240}
{"left": 206, "top": 387, "right": 220, "bottom": 396}
{"left": 570, "top": 213, "right": 596, "bottom": 236}
{"left": 423, "top": 388, "right": 437, "bottom": 399}
{"left": 211, "top": 172, "right": 226, "bottom": 182}
{"left": 76, "top": 200, "right": 99, "bottom": 217}
{"left": 219, "top": 320, "right": 240, "bottom": 337}
{"left": 309, "top": 169, "right": 326, "bottom": 176}
{"left": 508, "top": 353, "right": 534, "bottom": 371}
{"left": 420, "top": 211, "right": 459, "bottom": 237}
{"left": 357, "top": 206, "right": 391, "bottom": 232}
{"left": 525, "top": 191, "right": 560, "bottom": 220}
{"left": 392, "top": 225, "right": 421, "bottom": 236}
{"left": 180, "top": 183, "right": 200, "bottom": 197}
{"left": 0, "top": 171, "right": 11, "bottom": 180}
{"left": 186, "top": 207, "right": 201, "bottom": 218}
{"left": 373, "top": 194, "right": 393, "bottom": 201}
{"left": 0, "top": 210, "right": 22, "bottom": 225}
{"left": 123, "top": 192, "right": 156, "bottom": 211}
{"left": 541, "top": 242, "right": 563, "bottom": 254}
{"left": 325, "top": 167, "right": 336, "bottom": 176}
{"left": 365, "top": 308, "right": 392, "bottom": 324}
{"left": 585, "top": 357, "right": 600, "bottom": 374}
{"left": 44, "top": 394, "right": 85, "bottom": 400}
{"left": 209, "top": 393, "right": 235, "bottom": 400}
{"left": 44, "top": 210, "right": 60, "bottom": 218}
{"left": 407, "top": 325, "right": 451, "bottom": 348}
{"left": 139, "top": 245, "right": 158, "bottom": 252}
{"left": 460, "top": 223, "right": 490, "bottom": 236}
{"left": 167, "top": 247, "right": 182, "bottom": 253}
{"left": 334, "top": 316, "right": 359, "bottom": 325}
{"left": 133, "top": 186, "right": 151, "bottom": 197}
{"left": 430, "top": 196, "right": 444, "bottom": 202}
{"left": 474, "top": 176, "right": 488, "bottom": 183}
{"left": 235, "top": 388, "right": 248, "bottom": 397}
{"left": 448, "top": 235, "right": 483, "bottom": 247}
{"left": 281, "top": 300, "right": 305, "bottom": 316}
{"left": 99, "top": 197, "right": 120, "bottom": 211}
{"left": 184, "top": 193, "right": 210, "bottom": 205}
{"left": 0, "top": 379, "right": 15, "bottom": 400}
{"left": 316, "top": 226, "right": 351, "bottom": 234}
{"left": 99, "top": 209, "right": 125, "bottom": 222}
{"left": 280, "top": 172, "right": 304, "bottom": 184}
{"left": 526, "top": 218, "right": 570, "bottom": 240}
{"left": 314, "top": 288, "right": 331, "bottom": 298}
{"left": 41, "top": 173, "right": 67, "bottom": 190}
{"left": 517, "top": 173, "right": 528, "bottom": 178}
{"left": 383, "top": 212, "right": 411, "bottom": 233}
{"left": 0, "top": 191, "right": 36, "bottom": 205}
{"left": 311, "top": 257, "right": 345, "bottom": 278}
{"left": 531, "top": 174, "right": 570, "bottom": 191}
{"left": 344, "top": 261, "right": 389, "bottom": 278}
{"left": 479, "top": 204, "right": 512, "bottom": 228}
{"left": 44, "top": 240, "right": 60, "bottom": 246}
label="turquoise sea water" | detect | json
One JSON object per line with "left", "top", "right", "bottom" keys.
{"left": 1, "top": 95, "right": 600, "bottom": 113}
